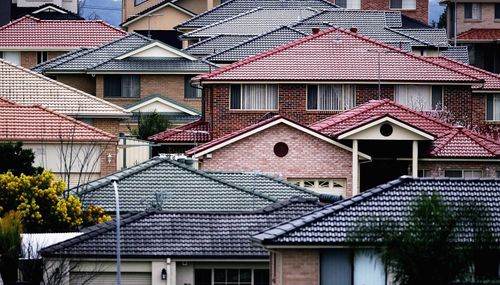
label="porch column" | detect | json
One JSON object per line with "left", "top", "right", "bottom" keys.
{"left": 412, "top": 140, "right": 418, "bottom": 177}
{"left": 352, "top": 139, "right": 359, "bottom": 196}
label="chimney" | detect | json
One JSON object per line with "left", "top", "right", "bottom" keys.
{"left": 312, "top": 27, "right": 320, "bottom": 34}
{"left": 350, "top": 26, "right": 358, "bottom": 33}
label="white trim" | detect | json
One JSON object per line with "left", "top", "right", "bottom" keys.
{"left": 115, "top": 42, "right": 198, "bottom": 61}
{"left": 125, "top": 97, "right": 199, "bottom": 115}
{"left": 337, "top": 116, "right": 435, "bottom": 140}
{"left": 197, "top": 80, "right": 477, "bottom": 86}
{"left": 122, "top": 2, "right": 196, "bottom": 27}
{"left": 192, "top": 118, "right": 371, "bottom": 160}
{"left": 32, "top": 5, "right": 68, "bottom": 14}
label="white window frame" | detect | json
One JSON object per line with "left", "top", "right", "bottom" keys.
{"left": 464, "top": 3, "right": 481, "bottom": 20}
{"left": 336, "top": 0, "right": 361, "bottom": 9}
{"left": 389, "top": 0, "right": 416, "bottom": 10}
{"left": 229, "top": 84, "right": 279, "bottom": 111}
{"left": 395, "top": 85, "right": 443, "bottom": 111}
{"left": 487, "top": 94, "right": 500, "bottom": 121}
{"left": 306, "top": 84, "right": 356, "bottom": 111}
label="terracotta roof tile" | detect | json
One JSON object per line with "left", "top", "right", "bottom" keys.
{"left": 149, "top": 120, "right": 210, "bottom": 143}
{"left": 0, "top": 15, "right": 126, "bottom": 49}
{"left": 457, "top": 29, "right": 500, "bottom": 42}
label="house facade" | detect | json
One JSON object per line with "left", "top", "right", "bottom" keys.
{"left": 0, "top": 15, "right": 126, "bottom": 68}
{"left": 332, "top": 0, "right": 428, "bottom": 23}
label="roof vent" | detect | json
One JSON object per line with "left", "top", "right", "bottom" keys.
{"left": 312, "top": 27, "right": 320, "bottom": 34}
{"left": 350, "top": 26, "right": 358, "bottom": 33}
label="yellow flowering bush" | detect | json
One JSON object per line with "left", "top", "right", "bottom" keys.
{"left": 0, "top": 171, "right": 109, "bottom": 232}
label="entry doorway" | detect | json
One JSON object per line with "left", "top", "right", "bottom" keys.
{"left": 360, "top": 159, "right": 409, "bottom": 191}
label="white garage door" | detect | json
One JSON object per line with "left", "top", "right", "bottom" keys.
{"left": 70, "top": 272, "right": 151, "bottom": 285}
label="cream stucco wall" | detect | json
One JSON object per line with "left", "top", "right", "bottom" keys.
{"left": 125, "top": 5, "right": 193, "bottom": 31}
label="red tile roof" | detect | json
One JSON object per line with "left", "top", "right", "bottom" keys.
{"left": 149, "top": 120, "right": 210, "bottom": 143}
{"left": 0, "top": 101, "right": 116, "bottom": 142}
{"left": 457, "top": 29, "right": 500, "bottom": 42}
{"left": 0, "top": 15, "right": 126, "bottom": 49}
{"left": 195, "top": 27, "right": 481, "bottom": 84}
{"left": 426, "top": 56, "right": 500, "bottom": 91}
{"left": 311, "top": 99, "right": 500, "bottom": 158}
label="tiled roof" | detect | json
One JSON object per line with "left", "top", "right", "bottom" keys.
{"left": 41, "top": 197, "right": 323, "bottom": 258}
{"left": 0, "top": 15, "right": 126, "bottom": 49}
{"left": 312, "top": 99, "right": 500, "bottom": 158}
{"left": 253, "top": 177, "right": 500, "bottom": 245}
{"left": 425, "top": 56, "right": 500, "bottom": 90}
{"left": 207, "top": 172, "right": 323, "bottom": 201}
{"left": 206, "top": 26, "right": 307, "bottom": 62}
{"left": 74, "top": 157, "right": 320, "bottom": 212}
{"left": 176, "top": 0, "right": 337, "bottom": 29}
{"left": 0, "top": 102, "right": 115, "bottom": 142}
{"left": 181, "top": 8, "right": 318, "bottom": 39}
{"left": 124, "top": 94, "right": 201, "bottom": 115}
{"left": 400, "top": 14, "right": 432, "bottom": 29}
{"left": 89, "top": 58, "right": 216, "bottom": 73}
{"left": 440, "top": 46, "right": 469, "bottom": 64}
{"left": 195, "top": 27, "right": 480, "bottom": 83}
{"left": 14, "top": 3, "right": 84, "bottom": 21}
{"left": 393, "top": 28, "right": 449, "bottom": 47}
{"left": 0, "top": 59, "right": 129, "bottom": 118}
{"left": 149, "top": 120, "right": 210, "bottom": 143}
{"left": 457, "top": 29, "right": 500, "bottom": 42}
{"left": 182, "top": 35, "right": 253, "bottom": 56}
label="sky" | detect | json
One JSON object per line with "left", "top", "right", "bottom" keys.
{"left": 79, "top": 0, "right": 446, "bottom": 27}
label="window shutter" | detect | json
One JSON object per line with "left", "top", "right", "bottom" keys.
{"left": 432, "top": 86, "right": 443, "bottom": 109}
{"left": 487, "top": 94, "right": 494, "bottom": 120}
{"left": 230, "top": 85, "right": 241, "bottom": 109}
{"left": 307, "top": 85, "right": 318, "bottom": 110}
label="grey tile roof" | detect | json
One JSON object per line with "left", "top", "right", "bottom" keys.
{"left": 206, "top": 26, "right": 307, "bottom": 62}
{"left": 75, "top": 157, "right": 275, "bottom": 212}
{"left": 441, "top": 46, "right": 470, "bottom": 64}
{"left": 181, "top": 8, "right": 318, "bottom": 39}
{"left": 41, "top": 197, "right": 323, "bottom": 258}
{"left": 88, "top": 58, "right": 216, "bottom": 73}
{"left": 207, "top": 171, "right": 321, "bottom": 201}
{"left": 394, "top": 28, "right": 449, "bottom": 47}
{"left": 182, "top": 35, "right": 253, "bottom": 56}
{"left": 291, "top": 22, "right": 335, "bottom": 33}
{"left": 176, "top": 0, "right": 337, "bottom": 29}
{"left": 253, "top": 177, "right": 500, "bottom": 246}
{"left": 400, "top": 14, "right": 432, "bottom": 29}
{"left": 32, "top": 48, "right": 90, "bottom": 73}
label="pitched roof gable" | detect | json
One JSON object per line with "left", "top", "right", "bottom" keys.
{"left": 124, "top": 94, "right": 200, "bottom": 115}
{"left": 115, "top": 41, "right": 198, "bottom": 61}
{"left": 430, "top": 127, "right": 500, "bottom": 157}
{"left": 121, "top": 1, "right": 195, "bottom": 27}
{"left": 194, "top": 27, "right": 481, "bottom": 83}
{"left": 148, "top": 120, "right": 211, "bottom": 143}
{"left": 0, "top": 59, "right": 129, "bottom": 118}
{"left": 0, "top": 15, "right": 126, "bottom": 49}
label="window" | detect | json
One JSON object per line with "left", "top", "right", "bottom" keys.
{"left": 444, "top": 170, "right": 482, "bottom": 178}
{"left": 134, "top": 0, "right": 147, "bottom": 5}
{"left": 495, "top": 4, "right": 500, "bottom": 19}
{"left": 418, "top": 169, "right": 431, "bottom": 177}
{"left": 307, "top": 85, "right": 355, "bottom": 111}
{"left": 335, "top": 0, "right": 361, "bottom": 9}
{"left": 0, "top": 51, "right": 21, "bottom": 65}
{"left": 185, "top": 75, "right": 202, "bottom": 99}
{"left": 230, "top": 84, "right": 278, "bottom": 110}
{"left": 464, "top": 3, "right": 481, "bottom": 20}
{"left": 497, "top": 170, "right": 500, "bottom": 178}
{"left": 395, "top": 85, "right": 443, "bottom": 110}
{"left": 288, "top": 178, "right": 347, "bottom": 196}
{"left": 194, "top": 269, "right": 268, "bottom": 285}
{"left": 37, "top": 51, "right": 48, "bottom": 64}
{"left": 486, "top": 94, "right": 500, "bottom": 121}
{"left": 390, "top": 0, "right": 416, "bottom": 10}
{"left": 103, "top": 75, "right": 140, "bottom": 98}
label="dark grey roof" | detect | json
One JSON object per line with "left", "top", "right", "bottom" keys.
{"left": 176, "top": 0, "right": 337, "bottom": 29}
{"left": 32, "top": 48, "right": 90, "bottom": 73}
{"left": 207, "top": 171, "right": 322, "bottom": 201}
{"left": 393, "top": 28, "right": 449, "bottom": 47}
{"left": 41, "top": 197, "right": 323, "bottom": 258}
{"left": 33, "top": 33, "right": 215, "bottom": 74}
{"left": 441, "top": 46, "right": 469, "bottom": 64}
{"left": 181, "top": 8, "right": 319, "bottom": 39}
{"left": 253, "top": 177, "right": 500, "bottom": 246}
{"left": 182, "top": 35, "right": 253, "bottom": 56}
{"left": 400, "top": 14, "right": 432, "bottom": 29}
{"left": 206, "top": 26, "right": 307, "bottom": 62}
{"left": 74, "top": 157, "right": 320, "bottom": 212}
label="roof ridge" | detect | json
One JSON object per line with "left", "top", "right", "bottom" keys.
{"left": 175, "top": 0, "right": 239, "bottom": 29}
{"left": 312, "top": 100, "right": 386, "bottom": 131}
{"left": 0, "top": 59, "right": 130, "bottom": 116}
{"left": 0, "top": 15, "right": 39, "bottom": 31}
{"left": 431, "top": 55, "right": 500, "bottom": 81}
{"left": 459, "top": 128, "right": 500, "bottom": 156}
{"left": 148, "top": 120, "right": 208, "bottom": 140}
{"left": 384, "top": 26, "right": 431, "bottom": 46}
{"left": 430, "top": 128, "right": 459, "bottom": 156}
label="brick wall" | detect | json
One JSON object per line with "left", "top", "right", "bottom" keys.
{"left": 56, "top": 74, "right": 96, "bottom": 95}
{"left": 356, "top": 84, "right": 395, "bottom": 104}
{"left": 95, "top": 74, "right": 201, "bottom": 111}
{"left": 99, "top": 142, "right": 118, "bottom": 176}
{"left": 455, "top": 3, "right": 500, "bottom": 36}
{"left": 419, "top": 161, "right": 499, "bottom": 177}
{"left": 360, "top": 0, "right": 428, "bottom": 24}
{"left": 443, "top": 85, "right": 473, "bottom": 124}
{"left": 92, "top": 118, "right": 122, "bottom": 136}
{"left": 199, "top": 123, "right": 354, "bottom": 196}
{"left": 21, "top": 51, "right": 37, "bottom": 68}
{"left": 47, "top": 51, "right": 65, "bottom": 60}
{"left": 272, "top": 249, "right": 320, "bottom": 285}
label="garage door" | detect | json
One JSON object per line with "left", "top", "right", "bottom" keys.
{"left": 70, "top": 272, "right": 151, "bottom": 285}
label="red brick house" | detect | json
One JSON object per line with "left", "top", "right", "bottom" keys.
{"left": 193, "top": 27, "right": 499, "bottom": 140}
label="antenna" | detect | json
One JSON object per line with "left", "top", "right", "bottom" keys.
{"left": 128, "top": 14, "right": 163, "bottom": 38}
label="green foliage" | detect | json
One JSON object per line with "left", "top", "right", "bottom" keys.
{"left": 0, "top": 171, "right": 110, "bottom": 233}
{"left": 0, "top": 211, "right": 22, "bottom": 284}
{"left": 128, "top": 111, "right": 171, "bottom": 140}
{"left": 350, "top": 193, "right": 498, "bottom": 285}
{"left": 0, "top": 142, "right": 43, "bottom": 176}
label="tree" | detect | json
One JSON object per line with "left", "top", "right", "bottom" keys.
{"left": 350, "top": 193, "right": 498, "bottom": 285}
{"left": 128, "top": 111, "right": 171, "bottom": 140}
{"left": 0, "top": 142, "right": 43, "bottom": 176}
{"left": 437, "top": 7, "right": 447, "bottom": 29}
{"left": 0, "top": 211, "right": 22, "bottom": 285}
{"left": 0, "top": 171, "right": 110, "bottom": 233}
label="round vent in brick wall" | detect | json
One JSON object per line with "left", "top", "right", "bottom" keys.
{"left": 273, "top": 142, "right": 289, "bottom": 157}
{"left": 380, "top": 123, "right": 393, "bottom": 137}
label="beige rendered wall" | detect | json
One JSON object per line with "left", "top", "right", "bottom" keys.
{"left": 126, "top": 5, "right": 193, "bottom": 31}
